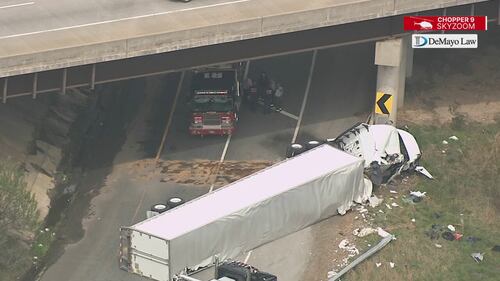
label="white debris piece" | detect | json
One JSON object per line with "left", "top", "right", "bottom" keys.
{"left": 416, "top": 166, "right": 434, "bottom": 179}
{"left": 435, "top": 244, "right": 442, "bottom": 248}
{"left": 389, "top": 190, "right": 398, "bottom": 194}
{"left": 376, "top": 262, "right": 382, "bottom": 268}
{"left": 442, "top": 140, "right": 449, "bottom": 145}
{"left": 471, "top": 253, "right": 484, "bottom": 263}
{"left": 338, "top": 239, "right": 359, "bottom": 257}
{"left": 447, "top": 225, "right": 456, "bottom": 232}
{"left": 389, "top": 262, "right": 395, "bottom": 268}
{"left": 327, "top": 270, "right": 337, "bottom": 278}
{"left": 449, "top": 135, "right": 459, "bottom": 141}
{"left": 369, "top": 195, "right": 383, "bottom": 208}
{"left": 411, "top": 218, "right": 416, "bottom": 222}
{"left": 385, "top": 204, "right": 392, "bottom": 210}
{"left": 378, "top": 210, "right": 384, "bottom": 213}
{"left": 391, "top": 202, "right": 400, "bottom": 207}
{"left": 410, "top": 191, "right": 427, "bottom": 198}
{"left": 353, "top": 227, "right": 377, "bottom": 238}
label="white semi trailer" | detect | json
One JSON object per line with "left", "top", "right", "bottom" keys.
{"left": 119, "top": 144, "right": 371, "bottom": 281}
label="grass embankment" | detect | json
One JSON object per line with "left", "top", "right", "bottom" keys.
{"left": 345, "top": 120, "right": 500, "bottom": 281}
{"left": 0, "top": 161, "right": 54, "bottom": 281}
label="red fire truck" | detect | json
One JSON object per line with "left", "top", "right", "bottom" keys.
{"left": 188, "top": 67, "right": 241, "bottom": 136}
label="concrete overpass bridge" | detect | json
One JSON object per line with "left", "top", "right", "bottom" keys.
{"left": 1, "top": 0, "right": 498, "bottom": 104}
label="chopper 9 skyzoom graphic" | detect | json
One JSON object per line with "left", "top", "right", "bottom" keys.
{"left": 404, "top": 16, "right": 488, "bottom": 31}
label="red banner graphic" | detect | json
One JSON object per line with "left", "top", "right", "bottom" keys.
{"left": 403, "top": 16, "right": 487, "bottom": 31}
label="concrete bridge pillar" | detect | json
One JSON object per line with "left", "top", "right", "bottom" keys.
{"left": 373, "top": 36, "right": 409, "bottom": 125}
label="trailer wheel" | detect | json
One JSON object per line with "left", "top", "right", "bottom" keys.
{"left": 286, "top": 143, "right": 305, "bottom": 158}
{"left": 167, "top": 197, "right": 185, "bottom": 209}
{"left": 151, "top": 203, "right": 169, "bottom": 213}
{"left": 306, "top": 140, "right": 323, "bottom": 150}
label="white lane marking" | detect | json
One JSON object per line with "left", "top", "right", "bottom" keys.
{"left": 209, "top": 134, "right": 232, "bottom": 193}
{"left": 220, "top": 134, "right": 232, "bottom": 163}
{"left": 0, "top": 0, "right": 250, "bottom": 40}
{"left": 292, "top": 50, "right": 317, "bottom": 143}
{"left": 279, "top": 109, "right": 299, "bottom": 120}
{"left": 0, "top": 2, "right": 34, "bottom": 9}
{"left": 244, "top": 250, "right": 253, "bottom": 263}
{"left": 155, "top": 71, "right": 185, "bottom": 160}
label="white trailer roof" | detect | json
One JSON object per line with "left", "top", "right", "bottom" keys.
{"left": 133, "top": 144, "right": 362, "bottom": 239}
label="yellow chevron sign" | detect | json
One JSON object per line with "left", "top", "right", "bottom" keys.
{"left": 375, "top": 92, "right": 393, "bottom": 115}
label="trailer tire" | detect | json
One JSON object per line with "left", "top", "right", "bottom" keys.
{"left": 286, "top": 143, "right": 305, "bottom": 158}
{"left": 167, "top": 197, "right": 185, "bottom": 209}
{"left": 151, "top": 203, "right": 169, "bottom": 213}
{"left": 306, "top": 140, "right": 323, "bottom": 150}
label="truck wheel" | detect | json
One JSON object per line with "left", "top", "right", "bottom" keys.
{"left": 167, "top": 197, "right": 185, "bottom": 209}
{"left": 151, "top": 203, "right": 169, "bottom": 213}
{"left": 286, "top": 143, "right": 305, "bottom": 158}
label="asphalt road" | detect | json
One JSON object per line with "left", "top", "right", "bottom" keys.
{"left": 40, "top": 42, "right": 375, "bottom": 281}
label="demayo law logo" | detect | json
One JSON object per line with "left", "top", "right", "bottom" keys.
{"left": 411, "top": 34, "right": 478, "bottom": 49}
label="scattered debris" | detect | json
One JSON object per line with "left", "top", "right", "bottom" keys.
{"left": 330, "top": 231, "right": 395, "bottom": 281}
{"left": 369, "top": 195, "right": 383, "bottom": 208}
{"left": 442, "top": 231, "right": 455, "bottom": 241}
{"left": 391, "top": 202, "right": 400, "bottom": 208}
{"left": 338, "top": 239, "right": 359, "bottom": 256}
{"left": 447, "top": 225, "right": 456, "bottom": 232}
{"left": 389, "top": 262, "right": 395, "bottom": 268}
{"left": 415, "top": 166, "right": 433, "bottom": 179}
{"left": 454, "top": 233, "right": 463, "bottom": 241}
{"left": 327, "top": 270, "right": 337, "bottom": 278}
{"left": 378, "top": 210, "right": 384, "bottom": 213}
{"left": 442, "top": 140, "right": 449, "bottom": 145}
{"left": 375, "top": 262, "right": 382, "bottom": 268}
{"left": 411, "top": 218, "right": 416, "bottom": 223}
{"left": 435, "top": 244, "right": 442, "bottom": 248}
{"left": 409, "top": 191, "right": 425, "bottom": 203}
{"left": 385, "top": 204, "right": 392, "bottom": 210}
{"left": 389, "top": 190, "right": 398, "bottom": 194}
{"left": 471, "top": 253, "right": 484, "bottom": 263}
{"left": 410, "top": 191, "right": 426, "bottom": 198}
{"left": 449, "top": 135, "right": 459, "bottom": 141}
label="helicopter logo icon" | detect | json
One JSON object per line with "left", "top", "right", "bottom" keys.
{"left": 414, "top": 21, "right": 433, "bottom": 30}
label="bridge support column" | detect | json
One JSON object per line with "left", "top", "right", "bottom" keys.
{"left": 374, "top": 37, "right": 407, "bottom": 124}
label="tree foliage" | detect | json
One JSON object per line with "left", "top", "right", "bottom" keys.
{"left": 0, "top": 160, "right": 40, "bottom": 277}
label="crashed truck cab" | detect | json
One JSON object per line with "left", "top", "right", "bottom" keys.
{"left": 286, "top": 123, "right": 422, "bottom": 185}
{"left": 329, "top": 123, "right": 421, "bottom": 185}
{"left": 188, "top": 67, "right": 241, "bottom": 136}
